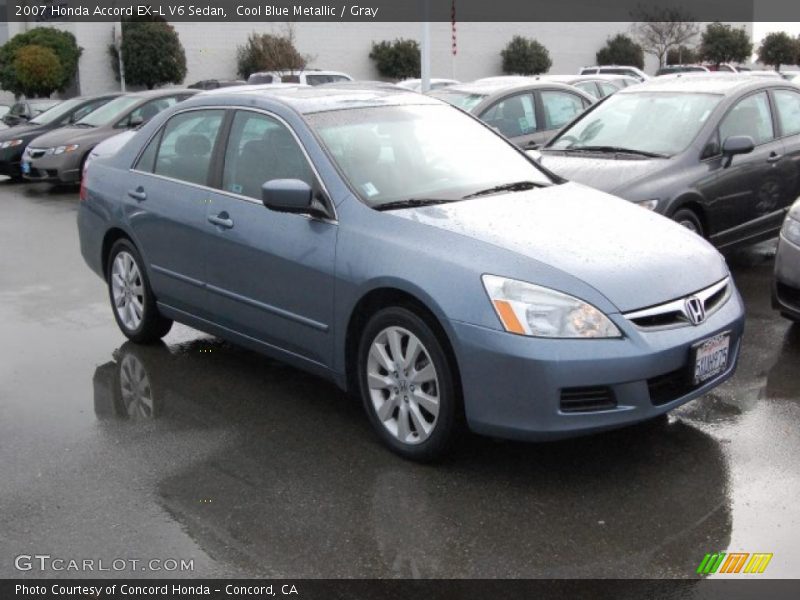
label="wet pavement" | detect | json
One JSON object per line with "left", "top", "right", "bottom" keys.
{"left": 1, "top": 181, "right": 798, "bottom": 579}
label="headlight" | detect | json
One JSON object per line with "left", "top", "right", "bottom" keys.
{"left": 636, "top": 199, "right": 659, "bottom": 211}
{"left": 0, "top": 139, "right": 24, "bottom": 149}
{"left": 51, "top": 144, "right": 80, "bottom": 155}
{"left": 782, "top": 216, "right": 800, "bottom": 245}
{"left": 482, "top": 275, "right": 622, "bottom": 338}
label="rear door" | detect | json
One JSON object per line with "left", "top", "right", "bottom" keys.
{"left": 770, "top": 87, "right": 800, "bottom": 208}
{"left": 126, "top": 108, "right": 226, "bottom": 317}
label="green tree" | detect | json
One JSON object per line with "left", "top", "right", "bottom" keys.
{"left": 235, "top": 27, "right": 308, "bottom": 80}
{"left": 13, "top": 45, "right": 61, "bottom": 98}
{"left": 666, "top": 45, "right": 699, "bottom": 65}
{"left": 596, "top": 34, "right": 644, "bottom": 69}
{"left": 369, "top": 39, "right": 420, "bottom": 79}
{"left": 699, "top": 22, "right": 752, "bottom": 67}
{"left": 109, "top": 19, "right": 186, "bottom": 89}
{"left": 501, "top": 36, "right": 551, "bottom": 75}
{"left": 757, "top": 31, "right": 797, "bottom": 71}
{"left": 0, "top": 27, "right": 81, "bottom": 96}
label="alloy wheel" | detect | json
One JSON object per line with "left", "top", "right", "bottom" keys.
{"left": 111, "top": 251, "right": 144, "bottom": 331}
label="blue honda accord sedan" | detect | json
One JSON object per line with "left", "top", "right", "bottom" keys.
{"left": 77, "top": 87, "right": 745, "bottom": 460}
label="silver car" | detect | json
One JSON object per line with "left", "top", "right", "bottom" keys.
{"left": 774, "top": 199, "right": 800, "bottom": 321}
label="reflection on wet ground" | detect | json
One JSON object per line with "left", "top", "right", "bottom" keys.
{"left": 0, "top": 185, "right": 798, "bottom": 578}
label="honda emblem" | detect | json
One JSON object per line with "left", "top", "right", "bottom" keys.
{"left": 684, "top": 296, "right": 706, "bottom": 325}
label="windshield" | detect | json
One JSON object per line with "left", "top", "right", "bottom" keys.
{"left": 547, "top": 92, "right": 723, "bottom": 156}
{"left": 29, "top": 97, "right": 85, "bottom": 125}
{"left": 307, "top": 104, "right": 552, "bottom": 208}
{"left": 76, "top": 96, "right": 140, "bottom": 126}
{"left": 428, "top": 89, "right": 486, "bottom": 112}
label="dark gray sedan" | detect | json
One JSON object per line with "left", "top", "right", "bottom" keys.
{"left": 77, "top": 87, "right": 744, "bottom": 460}
{"left": 429, "top": 80, "right": 594, "bottom": 149}
{"left": 774, "top": 198, "right": 800, "bottom": 320}
{"left": 23, "top": 89, "right": 196, "bottom": 184}
{"left": 538, "top": 75, "right": 800, "bottom": 250}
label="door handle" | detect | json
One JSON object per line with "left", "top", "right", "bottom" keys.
{"left": 524, "top": 141, "right": 540, "bottom": 150}
{"left": 127, "top": 187, "right": 147, "bottom": 202}
{"left": 208, "top": 212, "right": 234, "bottom": 229}
{"left": 767, "top": 152, "right": 783, "bottom": 163}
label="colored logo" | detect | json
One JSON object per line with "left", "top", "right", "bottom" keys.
{"left": 696, "top": 552, "right": 773, "bottom": 575}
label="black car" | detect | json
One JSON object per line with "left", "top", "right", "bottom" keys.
{"left": 539, "top": 75, "right": 800, "bottom": 250}
{"left": 1, "top": 97, "right": 60, "bottom": 127}
{"left": 0, "top": 93, "right": 120, "bottom": 180}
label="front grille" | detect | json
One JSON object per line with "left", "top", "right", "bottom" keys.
{"left": 625, "top": 277, "right": 731, "bottom": 330}
{"left": 46, "top": 169, "right": 58, "bottom": 178}
{"left": 647, "top": 367, "right": 697, "bottom": 406}
{"left": 776, "top": 282, "right": 800, "bottom": 311}
{"left": 560, "top": 386, "right": 617, "bottom": 413}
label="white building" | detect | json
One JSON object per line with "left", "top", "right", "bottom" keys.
{"left": 1, "top": 21, "right": 753, "bottom": 98}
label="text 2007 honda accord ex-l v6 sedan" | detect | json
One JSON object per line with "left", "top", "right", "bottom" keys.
{"left": 77, "top": 87, "right": 745, "bottom": 461}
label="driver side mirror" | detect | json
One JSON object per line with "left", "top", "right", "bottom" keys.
{"left": 721, "top": 135, "right": 754, "bottom": 168}
{"left": 128, "top": 115, "right": 144, "bottom": 128}
{"left": 262, "top": 179, "right": 324, "bottom": 217}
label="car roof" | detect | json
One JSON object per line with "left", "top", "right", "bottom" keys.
{"left": 197, "top": 86, "right": 441, "bottom": 114}
{"left": 125, "top": 88, "right": 198, "bottom": 99}
{"left": 437, "top": 79, "right": 589, "bottom": 96}
{"left": 617, "top": 73, "right": 788, "bottom": 95}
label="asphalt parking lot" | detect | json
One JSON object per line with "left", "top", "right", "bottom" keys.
{"left": 1, "top": 180, "right": 798, "bottom": 579}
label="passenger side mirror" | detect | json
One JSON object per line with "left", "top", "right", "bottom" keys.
{"left": 262, "top": 179, "right": 317, "bottom": 215}
{"left": 721, "top": 135, "right": 754, "bottom": 168}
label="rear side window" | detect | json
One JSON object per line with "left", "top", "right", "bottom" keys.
{"left": 540, "top": 91, "right": 585, "bottom": 130}
{"left": 144, "top": 110, "right": 224, "bottom": 186}
{"left": 773, "top": 89, "right": 800, "bottom": 137}
{"left": 480, "top": 93, "right": 537, "bottom": 138}
{"left": 221, "top": 111, "right": 314, "bottom": 199}
{"left": 719, "top": 92, "right": 775, "bottom": 145}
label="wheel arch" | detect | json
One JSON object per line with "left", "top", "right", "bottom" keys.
{"left": 101, "top": 227, "right": 134, "bottom": 281}
{"left": 667, "top": 192, "right": 709, "bottom": 235}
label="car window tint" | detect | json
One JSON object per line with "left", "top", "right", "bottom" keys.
{"left": 541, "top": 91, "right": 585, "bottom": 130}
{"left": 151, "top": 110, "right": 224, "bottom": 186}
{"left": 773, "top": 89, "right": 800, "bottom": 137}
{"left": 599, "top": 82, "right": 619, "bottom": 97}
{"left": 574, "top": 82, "right": 599, "bottom": 99}
{"left": 719, "top": 92, "right": 775, "bottom": 145}
{"left": 480, "top": 93, "right": 537, "bottom": 138}
{"left": 222, "top": 111, "right": 313, "bottom": 199}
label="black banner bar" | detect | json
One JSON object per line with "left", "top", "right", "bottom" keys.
{"left": 2, "top": 0, "right": 798, "bottom": 23}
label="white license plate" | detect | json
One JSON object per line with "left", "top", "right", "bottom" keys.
{"left": 21, "top": 161, "right": 30, "bottom": 174}
{"left": 692, "top": 332, "right": 731, "bottom": 385}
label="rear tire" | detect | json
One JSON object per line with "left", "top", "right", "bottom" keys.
{"left": 672, "top": 208, "right": 704, "bottom": 237}
{"left": 357, "top": 307, "right": 458, "bottom": 462}
{"left": 107, "top": 239, "right": 172, "bottom": 343}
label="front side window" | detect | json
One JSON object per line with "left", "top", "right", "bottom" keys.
{"left": 540, "top": 91, "right": 586, "bottom": 130}
{"left": 773, "top": 89, "right": 800, "bottom": 137}
{"left": 146, "top": 110, "right": 224, "bottom": 186}
{"left": 307, "top": 104, "right": 552, "bottom": 208}
{"left": 120, "top": 96, "right": 182, "bottom": 128}
{"left": 77, "top": 96, "right": 141, "bottom": 127}
{"left": 480, "top": 93, "right": 537, "bottom": 138}
{"left": 719, "top": 92, "right": 775, "bottom": 145}
{"left": 574, "top": 82, "right": 599, "bottom": 99}
{"left": 598, "top": 82, "right": 620, "bottom": 97}
{"left": 548, "top": 92, "right": 723, "bottom": 156}
{"left": 221, "top": 111, "right": 314, "bottom": 199}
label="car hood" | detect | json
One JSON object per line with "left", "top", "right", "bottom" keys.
{"left": 0, "top": 122, "right": 51, "bottom": 140}
{"left": 28, "top": 125, "right": 112, "bottom": 149}
{"left": 391, "top": 182, "right": 727, "bottom": 313}
{"left": 538, "top": 153, "right": 669, "bottom": 196}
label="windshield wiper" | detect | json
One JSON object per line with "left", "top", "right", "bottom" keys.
{"left": 374, "top": 198, "right": 456, "bottom": 211}
{"left": 462, "top": 180, "right": 544, "bottom": 199}
{"left": 72, "top": 123, "right": 95, "bottom": 128}
{"left": 562, "top": 145, "right": 666, "bottom": 158}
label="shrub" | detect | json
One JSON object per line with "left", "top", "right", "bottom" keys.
{"left": 369, "top": 39, "right": 420, "bottom": 80}
{"left": 109, "top": 19, "right": 187, "bottom": 89}
{"left": 501, "top": 36, "right": 551, "bottom": 75}
{"left": 666, "top": 45, "right": 699, "bottom": 65}
{"left": 13, "top": 45, "right": 61, "bottom": 98}
{"left": 236, "top": 29, "right": 308, "bottom": 79}
{"left": 699, "top": 22, "right": 752, "bottom": 67}
{"left": 0, "top": 27, "right": 81, "bottom": 96}
{"left": 596, "top": 34, "right": 645, "bottom": 69}
{"left": 757, "top": 31, "right": 798, "bottom": 71}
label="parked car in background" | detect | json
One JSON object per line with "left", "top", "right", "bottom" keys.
{"left": 2, "top": 98, "right": 60, "bottom": 127}
{"left": 774, "top": 199, "right": 800, "bottom": 321}
{"left": 0, "top": 93, "right": 120, "bottom": 180}
{"left": 247, "top": 69, "right": 352, "bottom": 86}
{"left": 538, "top": 75, "right": 800, "bottom": 250}
{"left": 429, "top": 80, "right": 594, "bottom": 149}
{"left": 531, "top": 75, "right": 623, "bottom": 99}
{"left": 747, "top": 71, "right": 784, "bottom": 80}
{"left": 579, "top": 65, "right": 649, "bottom": 81}
{"left": 396, "top": 78, "right": 460, "bottom": 92}
{"left": 188, "top": 79, "right": 247, "bottom": 90}
{"left": 779, "top": 70, "right": 800, "bottom": 81}
{"left": 23, "top": 89, "right": 197, "bottom": 184}
{"left": 656, "top": 65, "right": 710, "bottom": 76}
{"left": 200, "top": 83, "right": 309, "bottom": 96}
{"left": 319, "top": 81, "right": 402, "bottom": 91}
{"left": 78, "top": 87, "right": 744, "bottom": 460}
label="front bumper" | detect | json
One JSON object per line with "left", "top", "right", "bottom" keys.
{"left": 449, "top": 287, "right": 745, "bottom": 441}
{"left": 23, "top": 149, "right": 83, "bottom": 184}
{"left": 0, "top": 146, "right": 24, "bottom": 177}
{"left": 773, "top": 233, "right": 800, "bottom": 321}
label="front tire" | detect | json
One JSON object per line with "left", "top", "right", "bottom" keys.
{"left": 672, "top": 208, "right": 704, "bottom": 237}
{"left": 107, "top": 239, "right": 172, "bottom": 343}
{"left": 357, "top": 307, "right": 458, "bottom": 461}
